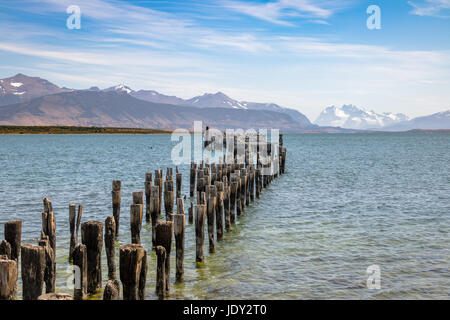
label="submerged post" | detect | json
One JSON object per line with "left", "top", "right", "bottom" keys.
{"left": 112, "top": 180, "right": 121, "bottom": 237}
{"left": 164, "top": 180, "right": 175, "bottom": 221}
{"left": 81, "top": 221, "right": 103, "bottom": 294}
{"left": 215, "top": 181, "right": 224, "bottom": 241}
{"left": 4, "top": 220, "right": 21, "bottom": 263}
{"left": 176, "top": 172, "right": 182, "bottom": 200}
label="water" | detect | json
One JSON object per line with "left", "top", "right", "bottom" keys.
{"left": 0, "top": 133, "right": 449, "bottom": 300}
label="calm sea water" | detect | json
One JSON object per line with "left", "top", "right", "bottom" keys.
{"left": 0, "top": 133, "right": 449, "bottom": 300}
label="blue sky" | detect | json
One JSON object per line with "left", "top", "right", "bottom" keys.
{"left": 1, "top": 0, "right": 449, "bottom": 121}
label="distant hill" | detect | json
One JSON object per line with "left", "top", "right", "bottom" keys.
{"left": 0, "top": 73, "right": 69, "bottom": 106}
{"left": 0, "top": 91, "right": 309, "bottom": 131}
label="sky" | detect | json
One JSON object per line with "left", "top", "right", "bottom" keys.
{"left": 0, "top": 0, "right": 450, "bottom": 121}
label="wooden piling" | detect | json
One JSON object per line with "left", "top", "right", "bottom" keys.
{"left": 223, "top": 179, "right": 231, "bottom": 231}
{"left": 75, "top": 204, "right": 82, "bottom": 246}
{"left": 69, "top": 203, "right": 76, "bottom": 260}
{"left": 81, "top": 221, "right": 103, "bottom": 294}
{"left": 112, "top": 180, "right": 121, "bottom": 237}
{"left": 130, "top": 204, "right": 143, "bottom": 244}
{"left": 150, "top": 185, "right": 160, "bottom": 248}
{"left": 0, "top": 258, "right": 17, "bottom": 300}
{"left": 0, "top": 240, "right": 11, "bottom": 259}
{"left": 173, "top": 199, "right": 185, "bottom": 281}
{"left": 207, "top": 186, "right": 216, "bottom": 253}
{"left": 230, "top": 180, "right": 237, "bottom": 224}
{"left": 215, "top": 181, "right": 224, "bottom": 241}
{"left": 72, "top": 244, "right": 87, "bottom": 300}
{"left": 145, "top": 173, "right": 153, "bottom": 222}
{"left": 155, "top": 246, "right": 166, "bottom": 299}
{"left": 4, "top": 220, "right": 21, "bottom": 262}
{"left": 104, "top": 216, "right": 116, "bottom": 280}
{"left": 155, "top": 221, "right": 173, "bottom": 294}
{"left": 21, "top": 244, "right": 45, "bottom": 300}
{"left": 38, "top": 236, "right": 55, "bottom": 293}
{"left": 195, "top": 205, "right": 206, "bottom": 263}
{"left": 188, "top": 201, "right": 194, "bottom": 224}
{"left": 119, "top": 244, "right": 147, "bottom": 300}
{"left": 164, "top": 180, "right": 175, "bottom": 221}
{"left": 155, "top": 170, "right": 163, "bottom": 216}
{"left": 103, "top": 280, "right": 120, "bottom": 300}
{"left": 176, "top": 172, "right": 182, "bottom": 200}
{"left": 190, "top": 162, "right": 197, "bottom": 197}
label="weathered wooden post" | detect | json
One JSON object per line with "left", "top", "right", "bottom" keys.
{"left": 104, "top": 216, "right": 116, "bottom": 280}
{"left": 69, "top": 204, "right": 76, "bottom": 260}
{"left": 0, "top": 240, "right": 11, "bottom": 259}
{"left": 41, "top": 198, "right": 56, "bottom": 292}
{"left": 255, "top": 168, "right": 261, "bottom": 199}
{"left": 215, "top": 181, "right": 224, "bottom": 241}
{"left": 150, "top": 185, "right": 160, "bottom": 248}
{"left": 207, "top": 185, "right": 216, "bottom": 253}
{"left": 76, "top": 204, "right": 82, "bottom": 246}
{"left": 103, "top": 280, "right": 120, "bottom": 300}
{"left": 173, "top": 199, "right": 185, "bottom": 282}
{"left": 164, "top": 180, "right": 175, "bottom": 221}
{"left": 176, "top": 172, "right": 182, "bottom": 200}
{"left": 72, "top": 244, "right": 87, "bottom": 300}
{"left": 130, "top": 203, "right": 143, "bottom": 245}
{"left": 4, "top": 220, "right": 21, "bottom": 263}
{"left": 0, "top": 258, "right": 17, "bottom": 300}
{"left": 119, "top": 244, "right": 147, "bottom": 300}
{"left": 195, "top": 205, "right": 206, "bottom": 263}
{"left": 190, "top": 162, "right": 197, "bottom": 197}
{"left": 112, "top": 180, "right": 121, "bottom": 237}
{"left": 155, "top": 170, "right": 163, "bottom": 216}
{"left": 155, "top": 246, "right": 166, "bottom": 300}
{"left": 155, "top": 221, "right": 173, "bottom": 294}
{"left": 188, "top": 201, "right": 194, "bottom": 224}
{"left": 223, "top": 179, "right": 231, "bottom": 231}
{"left": 197, "top": 169, "right": 204, "bottom": 195}
{"left": 230, "top": 180, "right": 238, "bottom": 224}
{"left": 145, "top": 173, "right": 153, "bottom": 222}
{"left": 38, "top": 235, "right": 55, "bottom": 294}
{"left": 21, "top": 244, "right": 45, "bottom": 300}
{"left": 81, "top": 221, "right": 103, "bottom": 294}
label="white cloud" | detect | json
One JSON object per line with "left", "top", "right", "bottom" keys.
{"left": 223, "top": 0, "right": 347, "bottom": 25}
{"left": 409, "top": 0, "right": 450, "bottom": 17}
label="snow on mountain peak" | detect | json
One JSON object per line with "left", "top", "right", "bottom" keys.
{"left": 315, "top": 105, "right": 409, "bottom": 129}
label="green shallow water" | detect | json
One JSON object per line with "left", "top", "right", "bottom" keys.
{"left": 0, "top": 133, "right": 449, "bottom": 299}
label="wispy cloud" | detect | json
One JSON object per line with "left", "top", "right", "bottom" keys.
{"left": 408, "top": 0, "right": 450, "bottom": 17}
{"left": 222, "top": 0, "right": 346, "bottom": 25}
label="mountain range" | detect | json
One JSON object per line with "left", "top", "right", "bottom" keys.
{"left": 315, "top": 104, "right": 450, "bottom": 131}
{"left": 0, "top": 74, "right": 449, "bottom": 131}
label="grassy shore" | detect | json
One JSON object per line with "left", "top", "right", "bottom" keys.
{"left": 0, "top": 126, "right": 170, "bottom": 134}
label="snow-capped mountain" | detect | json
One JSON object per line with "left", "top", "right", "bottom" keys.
{"left": 186, "top": 92, "right": 248, "bottom": 109}
{"left": 384, "top": 110, "right": 450, "bottom": 131}
{"left": 315, "top": 105, "right": 409, "bottom": 129}
{"left": 132, "top": 89, "right": 186, "bottom": 106}
{"left": 0, "top": 73, "right": 67, "bottom": 106}
{"left": 104, "top": 84, "right": 134, "bottom": 94}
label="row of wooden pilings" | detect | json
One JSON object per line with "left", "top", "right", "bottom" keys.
{"left": 0, "top": 133, "right": 287, "bottom": 300}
